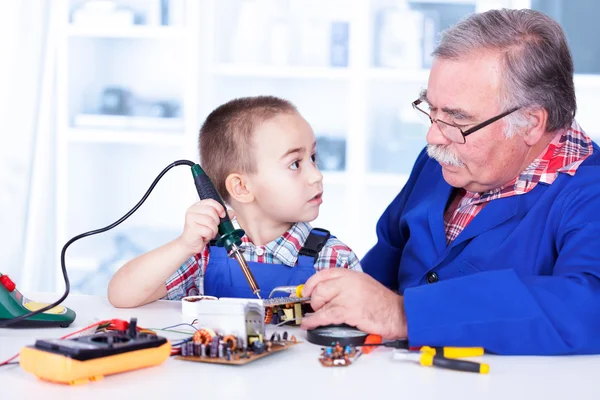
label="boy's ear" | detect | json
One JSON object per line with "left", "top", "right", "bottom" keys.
{"left": 225, "top": 173, "right": 254, "bottom": 204}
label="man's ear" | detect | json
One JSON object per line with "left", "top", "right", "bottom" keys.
{"left": 225, "top": 173, "right": 254, "bottom": 204}
{"left": 523, "top": 107, "right": 549, "bottom": 146}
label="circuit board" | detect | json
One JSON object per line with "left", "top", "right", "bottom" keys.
{"left": 318, "top": 342, "right": 362, "bottom": 367}
{"left": 175, "top": 341, "right": 300, "bottom": 365}
{"left": 263, "top": 297, "right": 311, "bottom": 307}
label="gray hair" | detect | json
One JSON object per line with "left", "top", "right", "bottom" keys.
{"left": 433, "top": 8, "right": 576, "bottom": 135}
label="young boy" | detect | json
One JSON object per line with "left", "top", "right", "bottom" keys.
{"left": 108, "top": 96, "right": 361, "bottom": 307}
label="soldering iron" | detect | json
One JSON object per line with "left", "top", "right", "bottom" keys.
{"left": 190, "top": 163, "right": 261, "bottom": 299}
{"left": 0, "top": 160, "right": 261, "bottom": 328}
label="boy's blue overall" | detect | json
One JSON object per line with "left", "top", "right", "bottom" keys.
{"left": 203, "top": 228, "right": 330, "bottom": 298}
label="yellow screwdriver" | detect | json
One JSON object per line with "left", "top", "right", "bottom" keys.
{"left": 393, "top": 351, "right": 490, "bottom": 374}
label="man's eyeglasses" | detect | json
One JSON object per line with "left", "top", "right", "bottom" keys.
{"left": 412, "top": 98, "right": 520, "bottom": 144}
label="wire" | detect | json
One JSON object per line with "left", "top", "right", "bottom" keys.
{"left": 0, "top": 353, "right": 20, "bottom": 367}
{"left": 0, "top": 320, "right": 106, "bottom": 367}
{"left": 171, "top": 338, "right": 193, "bottom": 347}
{"left": 149, "top": 328, "right": 193, "bottom": 335}
{"left": 0, "top": 160, "right": 195, "bottom": 327}
{"left": 160, "top": 322, "right": 198, "bottom": 331}
{"left": 0, "top": 362, "right": 19, "bottom": 368}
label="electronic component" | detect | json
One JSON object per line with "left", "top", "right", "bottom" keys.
{"left": 263, "top": 296, "right": 311, "bottom": 326}
{"left": 319, "top": 342, "right": 362, "bottom": 367}
{"left": 175, "top": 329, "right": 299, "bottom": 365}
{"left": 181, "top": 296, "right": 265, "bottom": 338}
{"left": 19, "top": 318, "right": 171, "bottom": 385}
{"left": 262, "top": 296, "right": 311, "bottom": 307}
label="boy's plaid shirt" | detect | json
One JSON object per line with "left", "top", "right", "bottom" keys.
{"left": 444, "top": 120, "right": 593, "bottom": 244}
{"left": 165, "top": 221, "right": 362, "bottom": 299}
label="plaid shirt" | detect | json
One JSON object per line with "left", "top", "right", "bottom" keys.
{"left": 444, "top": 120, "right": 593, "bottom": 244}
{"left": 165, "top": 221, "right": 362, "bottom": 299}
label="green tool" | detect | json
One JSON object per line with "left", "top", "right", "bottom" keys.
{"left": 191, "top": 164, "right": 262, "bottom": 299}
{"left": 0, "top": 273, "right": 75, "bottom": 328}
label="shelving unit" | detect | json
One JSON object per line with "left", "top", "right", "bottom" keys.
{"left": 66, "top": 25, "right": 186, "bottom": 38}
{"left": 51, "top": 0, "right": 600, "bottom": 294}
{"left": 54, "top": 0, "right": 200, "bottom": 293}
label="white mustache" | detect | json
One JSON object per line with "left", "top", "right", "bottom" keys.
{"left": 426, "top": 144, "right": 464, "bottom": 167}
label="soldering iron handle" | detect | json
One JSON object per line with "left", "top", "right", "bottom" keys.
{"left": 432, "top": 355, "right": 488, "bottom": 374}
{"left": 191, "top": 164, "right": 230, "bottom": 225}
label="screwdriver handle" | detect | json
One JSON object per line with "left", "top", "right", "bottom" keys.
{"left": 423, "top": 353, "right": 489, "bottom": 374}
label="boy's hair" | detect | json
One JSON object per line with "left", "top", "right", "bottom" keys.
{"left": 199, "top": 96, "right": 298, "bottom": 202}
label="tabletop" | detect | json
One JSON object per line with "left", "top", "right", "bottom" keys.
{"left": 1, "top": 293, "right": 597, "bottom": 399}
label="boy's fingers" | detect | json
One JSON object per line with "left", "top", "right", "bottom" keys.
{"left": 196, "top": 225, "right": 218, "bottom": 242}
{"left": 189, "top": 209, "right": 220, "bottom": 228}
{"left": 227, "top": 208, "right": 236, "bottom": 220}
{"left": 192, "top": 199, "right": 226, "bottom": 217}
{"left": 189, "top": 204, "right": 222, "bottom": 225}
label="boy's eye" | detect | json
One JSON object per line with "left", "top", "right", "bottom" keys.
{"left": 289, "top": 160, "right": 300, "bottom": 170}
{"left": 311, "top": 153, "right": 317, "bottom": 163}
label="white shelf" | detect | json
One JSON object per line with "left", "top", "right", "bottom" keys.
{"left": 67, "top": 128, "right": 186, "bottom": 146}
{"left": 213, "top": 64, "right": 352, "bottom": 80}
{"left": 368, "top": 68, "right": 431, "bottom": 82}
{"left": 65, "top": 25, "right": 186, "bottom": 39}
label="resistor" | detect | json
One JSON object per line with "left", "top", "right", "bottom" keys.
{"left": 264, "top": 308, "right": 273, "bottom": 324}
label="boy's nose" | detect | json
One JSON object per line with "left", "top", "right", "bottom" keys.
{"left": 307, "top": 162, "right": 323, "bottom": 185}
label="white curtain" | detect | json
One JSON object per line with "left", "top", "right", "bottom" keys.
{"left": 0, "top": 1, "right": 53, "bottom": 291}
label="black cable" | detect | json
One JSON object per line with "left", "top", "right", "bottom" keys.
{"left": 0, "top": 362, "right": 19, "bottom": 367}
{"left": 0, "top": 160, "right": 195, "bottom": 327}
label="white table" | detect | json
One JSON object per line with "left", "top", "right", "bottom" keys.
{"left": 1, "top": 294, "right": 596, "bottom": 399}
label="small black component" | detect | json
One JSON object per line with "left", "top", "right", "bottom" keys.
{"left": 306, "top": 324, "right": 369, "bottom": 347}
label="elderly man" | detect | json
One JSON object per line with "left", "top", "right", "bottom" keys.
{"left": 301, "top": 8, "right": 600, "bottom": 355}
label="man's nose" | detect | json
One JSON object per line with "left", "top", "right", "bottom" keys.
{"left": 426, "top": 121, "right": 452, "bottom": 146}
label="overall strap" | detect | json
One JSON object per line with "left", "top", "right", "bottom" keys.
{"left": 297, "top": 228, "right": 331, "bottom": 267}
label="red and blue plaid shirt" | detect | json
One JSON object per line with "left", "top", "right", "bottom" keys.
{"left": 444, "top": 120, "right": 593, "bottom": 244}
{"left": 165, "top": 221, "right": 361, "bottom": 299}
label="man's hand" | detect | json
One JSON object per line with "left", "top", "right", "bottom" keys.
{"left": 300, "top": 269, "right": 408, "bottom": 339}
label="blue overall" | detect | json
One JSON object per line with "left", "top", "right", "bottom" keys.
{"left": 203, "top": 237, "right": 323, "bottom": 299}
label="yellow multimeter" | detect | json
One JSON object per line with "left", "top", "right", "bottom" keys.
{"left": 19, "top": 319, "right": 171, "bottom": 385}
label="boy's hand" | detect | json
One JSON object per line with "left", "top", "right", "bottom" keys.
{"left": 177, "top": 199, "right": 226, "bottom": 255}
